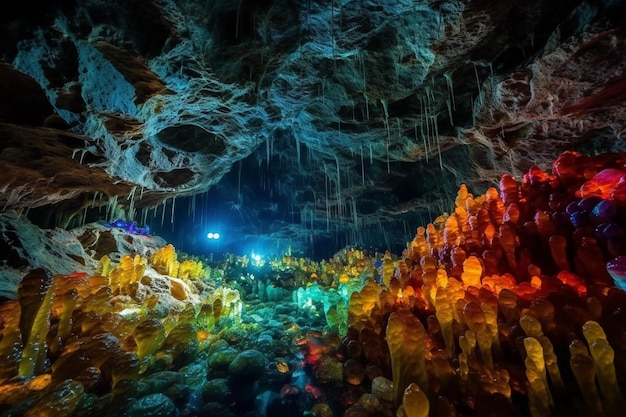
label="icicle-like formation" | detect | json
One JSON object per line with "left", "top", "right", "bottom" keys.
{"left": 235, "top": 0, "right": 242, "bottom": 38}
{"left": 295, "top": 134, "right": 301, "bottom": 165}
{"left": 141, "top": 206, "right": 149, "bottom": 227}
{"left": 360, "top": 145, "right": 365, "bottom": 185}
{"left": 418, "top": 96, "right": 429, "bottom": 163}
{"left": 107, "top": 196, "right": 118, "bottom": 222}
{"left": 446, "top": 98, "right": 453, "bottom": 126}
{"left": 424, "top": 90, "right": 433, "bottom": 160}
{"left": 161, "top": 199, "right": 166, "bottom": 227}
{"left": 127, "top": 186, "right": 137, "bottom": 221}
{"left": 325, "top": 168, "right": 330, "bottom": 231}
{"left": 432, "top": 114, "right": 443, "bottom": 170}
{"left": 237, "top": 161, "right": 242, "bottom": 204}
{"left": 382, "top": 99, "right": 391, "bottom": 174}
{"left": 473, "top": 63, "right": 482, "bottom": 105}
{"left": 351, "top": 197, "right": 358, "bottom": 231}
{"left": 444, "top": 72, "right": 456, "bottom": 111}
{"left": 91, "top": 192, "right": 99, "bottom": 208}
{"left": 170, "top": 197, "right": 176, "bottom": 226}
{"left": 471, "top": 96, "right": 476, "bottom": 126}
{"left": 335, "top": 157, "right": 341, "bottom": 220}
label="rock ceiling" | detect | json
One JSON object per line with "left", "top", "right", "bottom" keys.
{"left": 1, "top": 0, "right": 626, "bottom": 257}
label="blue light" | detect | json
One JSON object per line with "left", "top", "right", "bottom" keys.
{"left": 207, "top": 232, "right": 220, "bottom": 240}
{"left": 251, "top": 251, "right": 264, "bottom": 266}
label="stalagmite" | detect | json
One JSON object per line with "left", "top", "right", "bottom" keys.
{"left": 386, "top": 309, "right": 427, "bottom": 407}
{"left": 435, "top": 287, "right": 455, "bottom": 355}
{"left": 480, "top": 301, "right": 499, "bottom": 353}
{"left": 582, "top": 321, "right": 625, "bottom": 413}
{"left": 18, "top": 269, "right": 56, "bottom": 378}
{"left": 569, "top": 339, "right": 604, "bottom": 415}
{"left": 401, "top": 382, "right": 429, "bottom": 417}
{"left": 463, "top": 301, "right": 493, "bottom": 369}
{"left": 461, "top": 255, "right": 482, "bottom": 289}
{"left": 524, "top": 337, "right": 552, "bottom": 417}
{"left": 519, "top": 315, "right": 564, "bottom": 394}
{"left": 498, "top": 288, "right": 519, "bottom": 325}
{"left": 57, "top": 289, "right": 78, "bottom": 345}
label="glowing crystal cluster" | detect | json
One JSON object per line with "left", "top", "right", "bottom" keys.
{"left": 322, "top": 151, "right": 626, "bottom": 417}
{"left": 1, "top": 151, "right": 626, "bottom": 417}
{"left": 0, "top": 244, "right": 238, "bottom": 415}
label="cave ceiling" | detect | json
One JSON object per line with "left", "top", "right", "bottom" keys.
{"left": 1, "top": 0, "right": 626, "bottom": 257}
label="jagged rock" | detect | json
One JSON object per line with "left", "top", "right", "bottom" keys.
{"left": 1, "top": 1, "right": 626, "bottom": 255}
{"left": 0, "top": 212, "right": 166, "bottom": 300}
{"left": 0, "top": 211, "right": 95, "bottom": 299}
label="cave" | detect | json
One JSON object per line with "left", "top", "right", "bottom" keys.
{"left": 1, "top": 1, "right": 626, "bottom": 416}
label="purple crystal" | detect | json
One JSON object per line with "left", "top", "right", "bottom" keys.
{"left": 590, "top": 200, "right": 617, "bottom": 225}
{"left": 570, "top": 210, "right": 590, "bottom": 228}
{"left": 578, "top": 196, "right": 603, "bottom": 211}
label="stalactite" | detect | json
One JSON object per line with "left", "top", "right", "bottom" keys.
{"left": 127, "top": 186, "right": 137, "bottom": 220}
{"left": 235, "top": 0, "right": 242, "bottom": 39}
{"left": 423, "top": 92, "right": 432, "bottom": 158}
{"left": 141, "top": 206, "right": 149, "bottom": 228}
{"left": 237, "top": 160, "right": 242, "bottom": 204}
{"left": 161, "top": 199, "right": 166, "bottom": 227}
{"left": 107, "top": 195, "right": 118, "bottom": 222}
{"left": 418, "top": 101, "right": 429, "bottom": 163}
{"left": 351, "top": 197, "right": 358, "bottom": 231}
{"left": 444, "top": 71, "right": 456, "bottom": 111}
{"left": 192, "top": 193, "right": 197, "bottom": 222}
{"left": 266, "top": 136, "right": 270, "bottom": 168}
{"left": 170, "top": 196, "right": 176, "bottom": 227}
{"left": 360, "top": 145, "right": 365, "bottom": 185}
{"left": 432, "top": 114, "right": 443, "bottom": 170}
{"left": 295, "top": 134, "right": 301, "bottom": 165}
{"left": 380, "top": 99, "right": 391, "bottom": 174}
{"left": 336, "top": 156, "right": 342, "bottom": 220}
{"left": 473, "top": 63, "right": 482, "bottom": 101}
